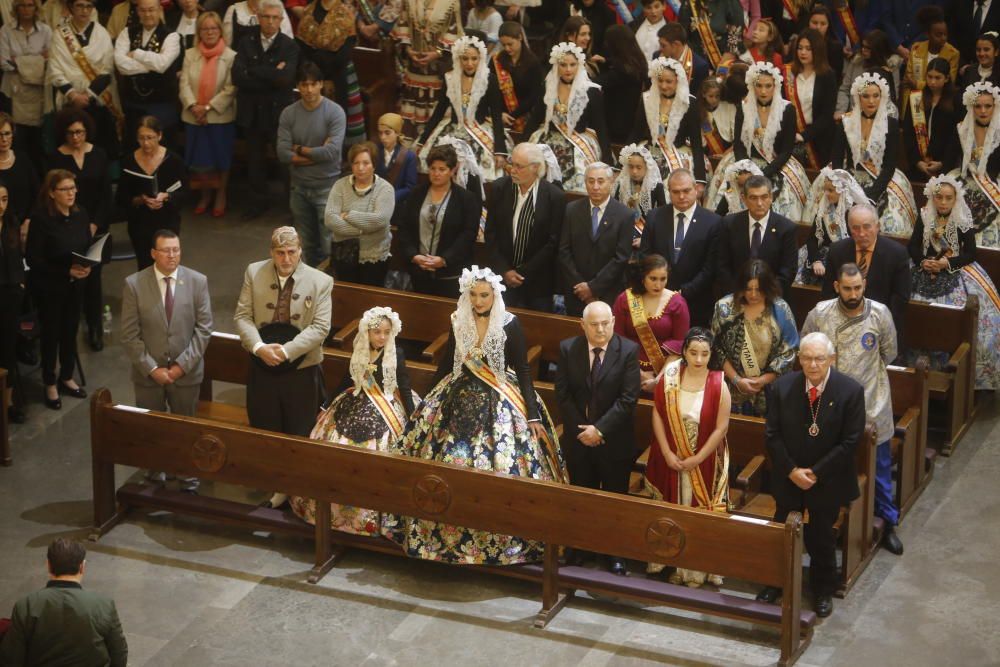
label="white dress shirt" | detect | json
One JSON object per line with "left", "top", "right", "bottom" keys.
{"left": 747, "top": 211, "right": 771, "bottom": 247}
{"left": 795, "top": 71, "right": 815, "bottom": 124}
{"left": 588, "top": 196, "right": 611, "bottom": 225}
{"left": 511, "top": 179, "right": 539, "bottom": 240}
{"left": 589, "top": 344, "right": 607, "bottom": 370}
{"left": 672, "top": 202, "right": 697, "bottom": 244}
{"left": 806, "top": 367, "right": 831, "bottom": 396}
{"left": 636, "top": 18, "right": 666, "bottom": 62}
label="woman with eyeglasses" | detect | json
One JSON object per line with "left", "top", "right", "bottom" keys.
{"left": 25, "top": 169, "right": 92, "bottom": 410}
{"left": 116, "top": 115, "right": 186, "bottom": 269}
{"left": 47, "top": 108, "right": 112, "bottom": 351}
{"left": 0, "top": 0, "right": 51, "bottom": 171}
{"left": 0, "top": 113, "right": 39, "bottom": 226}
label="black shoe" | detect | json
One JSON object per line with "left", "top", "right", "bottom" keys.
{"left": 58, "top": 382, "right": 87, "bottom": 399}
{"left": 43, "top": 388, "right": 61, "bottom": 411}
{"left": 608, "top": 558, "right": 627, "bottom": 576}
{"left": 814, "top": 594, "right": 833, "bottom": 618}
{"left": 756, "top": 586, "right": 781, "bottom": 603}
{"left": 8, "top": 406, "right": 26, "bottom": 423}
{"left": 88, "top": 330, "right": 104, "bottom": 352}
{"left": 564, "top": 548, "right": 586, "bottom": 566}
{"left": 882, "top": 527, "right": 904, "bottom": 555}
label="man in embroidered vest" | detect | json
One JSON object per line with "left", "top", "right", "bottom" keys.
{"left": 234, "top": 226, "right": 333, "bottom": 508}
{"left": 113, "top": 0, "right": 181, "bottom": 148}
{"left": 802, "top": 262, "right": 904, "bottom": 556}
{"left": 555, "top": 300, "right": 640, "bottom": 575}
{"left": 757, "top": 331, "right": 866, "bottom": 618}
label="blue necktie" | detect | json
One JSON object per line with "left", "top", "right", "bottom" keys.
{"left": 673, "top": 212, "right": 685, "bottom": 263}
{"left": 750, "top": 222, "right": 762, "bottom": 258}
{"left": 591, "top": 206, "right": 600, "bottom": 238}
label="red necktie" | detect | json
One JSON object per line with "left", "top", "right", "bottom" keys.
{"left": 809, "top": 386, "right": 818, "bottom": 405}
{"left": 164, "top": 276, "right": 174, "bottom": 325}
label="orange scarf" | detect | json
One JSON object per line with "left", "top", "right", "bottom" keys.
{"left": 196, "top": 39, "right": 226, "bottom": 107}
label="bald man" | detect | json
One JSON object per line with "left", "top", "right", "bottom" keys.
{"left": 555, "top": 301, "right": 640, "bottom": 575}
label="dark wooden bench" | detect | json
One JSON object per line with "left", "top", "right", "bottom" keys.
{"left": 789, "top": 284, "right": 979, "bottom": 456}
{"left": 888, "top": 362, "right": 934, "bottom": 519}
{"left": 1, "top": 368, "right": 9, "bottom": 467}
{"left": 90, "top": 391, "right": 816, "bottom": 666}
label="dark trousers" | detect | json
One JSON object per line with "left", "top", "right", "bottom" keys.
{"left": 332, "top": 259, "right": 388, "bottom": 287}
{"left": 411, "top": 270, "right": 460, "bottom": 299}
{"left": 503, "top": 285, "right": 552, "bottom": 312}
{"left": 246, "top": 362, "right": 324, "bottom": 437}
{"left": 36, "top": 283, "right": 82, "bottom": 386}
{"left": 244, "top": 129, "right": 278, "bottom": 208}
{"left": 565, "top": 443, "right": 631, "bottom": 495}
{"left": 82, "top": 263, "right": 103, "bottom": 334}
{"left": 774, "top": 502, "right": 841, "bottom": 596}
{"left": 0, "top": 285, "right": 24, "bottom": 407}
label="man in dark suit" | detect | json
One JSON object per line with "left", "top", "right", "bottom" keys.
{"left": 555, "top": 300, "right": 640, "bottom": 575}
{"left": 558, "top": 162, "right": 634, "bottom": 316}
{"left": 485, "top": 143, "right": 566, "bottom": 311}
{"left": 655, "top": 22, "right": 709, "bottom": 96}
{"left": 639, "top": 168, "right": 721, "bottom": 326}
{"left": 757, "top": 332, "right": 866, "bottom": 618}
{"left": 717, "top": 174, "right": 798, "bottom": 297}
{"left": 949, "top": 0, "right": 1000, "bottom": 65}
{"left": 0, "top": 538, "right": 128, "bottom": 665}
{"left": 821, "top": 203, "right": 911, "bottom": 346}
{"left": 231, "top": 0, "right": 299, "bottom": 219}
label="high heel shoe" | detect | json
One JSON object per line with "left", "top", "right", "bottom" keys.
{"left": 211, "top": 206, "right": 226, "bottom": 218}
{"left": 194, "top": 203, "right": 210, "bottom": 215}
{"left": 43, "top": 388, "right": 62, "bottom": 410}
{"left": 58, "top": 382, "right": 87, "bottom": 399}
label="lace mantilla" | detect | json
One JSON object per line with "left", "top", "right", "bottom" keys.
{"left": 807, "top": 167, "right": 869, "bottom": 245}
{"left": 645, "top": 57, "right": 690, "bottom": 145}
{"left": 721, "top": 158, "right": 762, "bottom": 214}
{"left": 445, "top": 36, "right": 490, "bottom": 124}
{"left": 350, "top": 307, "right": 403, "bottom": 399}
{"left": 740, "top": 62, "right": 788, "bottom": 162}
{"left": 958, "top": 82, "right": 1000, "bottom": 176}
{"left": 543, "top": 42, "right": 601, "bottom": 134}
{"left": 615, "top": 143, "right": 661, "bottom": 214}
{"left": 919, "top": 174, "right": 973, "bottom": 257}
{"left": 453, "top": 266, "right": 510, "bottom": 382}
{"left": 843, "top": 73, "right": 891, "bottom": 172}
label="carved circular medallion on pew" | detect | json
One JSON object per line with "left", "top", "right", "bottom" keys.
{"left": 191, "top": 434, "right": 227, "bottom": 473}
{"left": 645, "top": 518, "right": 685, "bottom": 558}
{"left": 412, "top": 475, "right": 451, "bottom": 515}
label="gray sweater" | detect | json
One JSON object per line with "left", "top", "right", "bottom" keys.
{"left": 324, "top": 174, "right": 395, "bottom": 263}
{"left": 276, "top": 97, "right": 345, "bottom": 189}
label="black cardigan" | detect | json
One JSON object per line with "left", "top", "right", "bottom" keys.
{"left": 395, "top": 182, "right": 481, "bottom": 279}
{"left": 418, "top": 76, "right": 508, "bottom": 155}
{"left": 46, "top": 146, "right": 113, "bottom": 233}
{"left": 901, "top": 99, "right": 960, "bottom": 178}
{"left": 116, "top": 150, "right": 187, "bottom": 230}
{"left": 523, "top": 87, "right": 611, "bottom": 164}
{"left": 432, "top": 315, "right": 540, "bottom": 420}
{"left": 733, "top": 102, "right": 798, "bottom": 180}
{"left": 595, "top": 63, "right": 644, "bottom": 145}
{"left": 829, "top": 115, "right": 901, "bottom": 204}
{"left": 25, "top": 207, "right": 91, "bottom": 291}
{"left": 629, "top": 93, "right": 707, "bottom": 183}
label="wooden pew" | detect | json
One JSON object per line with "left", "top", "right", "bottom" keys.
{"left": 351, "top": 44, "right": 398, "bottom": 141}
{"left": 91, "top": 391, "right": 816, "bottom": 666}
{"left": 1, "top": 368, "right": 9, "bottom": 466}
{"left": 789, "top": 284, "right": 979, "bottom": 456}
{"left": 888, "top": 362, "right": 934, "bottom": 519}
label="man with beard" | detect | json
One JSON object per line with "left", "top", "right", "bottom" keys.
{"left": 801, "top": 262, "right": 903, "bottom": 557}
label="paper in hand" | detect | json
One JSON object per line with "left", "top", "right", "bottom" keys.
{"left": 72, "top": 233, "right": 109, "bottom": 267}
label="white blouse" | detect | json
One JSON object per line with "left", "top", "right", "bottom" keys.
{"left": 796, "top": 72, "right": 815, "bottom": 125}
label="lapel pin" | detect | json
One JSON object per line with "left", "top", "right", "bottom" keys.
{"left": 770, "top": 228, "right": 776, "bottom": 233}
{"left": 305, "top": 295, "right": 313, "bottom": 309}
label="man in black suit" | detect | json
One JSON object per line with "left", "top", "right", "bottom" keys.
{"left": 717, "top": 174, "right": 798, "bottom": 297}
{"left": 655, "top": 22, "right": 709, "bottom": 95}
{"left": 821, "top": 203, "right": 910, "bottom": 346}
{"left": 485, "top": 143, "right": 566, "bottom": 311}
{"left": 757, "top": 332, "right": 866, "bottom": 618}
{"left": 949, "top": 0, "right": 1000, "bottom": 65}
{"left": 639, "top": 168, "right": 721, "bottom": 326}
{"left": 555, "top": 300, "right": 640, "bottom": 575}
{"left": 231, "top": 0, "right": 299, "bottom": 219}
{"left": 558, "top": 162, "right": 634, "bottom": 316}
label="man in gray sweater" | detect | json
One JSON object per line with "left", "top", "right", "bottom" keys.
{"left": 277, "top": 61, "right": 346, "bottom": 267}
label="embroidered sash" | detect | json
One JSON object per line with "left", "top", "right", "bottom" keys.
{"left": 739, "top": 319, "right": 763, "bottom": 378}
{"left": 752, "top": 134, "right": 807, "bottom": 204}
{"left": 860, "top": 161, "right": 917, "bottom": 223}
{"left": 834, "top": 1, "right": 861, "bottom": 46}
{"left": 702, "top": 116, "right": 727, "bottom": 156}
{"left": 679, "top": 45, "right": 693, "bottom": 81}
{"left": 493, "top": 54, "right": 525, "bottom": 134}
{"left": 656, "top": 135, "right": 687, "bottom": 172}
{"left": 462, "top": 117, "right": 494, "bottom": 155}
{"left": 781, "top": 0, "right": 798, "bottom": 22}
{"left": 627, "top": 289, "right": 667, "bottom": 372}
{"left": 909, "top": 91, "right": 930, "bottom": 160}
{"left": 689, "top": 1, "right": 723, "bottom": 68}
{"left": 963, "top": 264, "right": 1000, "bottom": 311}
{"left": 784, "top": 64, "right": 820, "bottom": 169}
{"left": 555, "top": 122, "right": 599, "bottom": 165}
{"left": 358, "top": 370, "right": 404, "bottom": 438}
{"left": 970, "top": 170, "right": 1000, "bottom": 215}
{"left": 57, "top": 23, "right": 124, "bottom": 138}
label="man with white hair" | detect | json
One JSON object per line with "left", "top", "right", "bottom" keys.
{"left": 803, "top": 262, "right": 903, "bottom": 556}
{"left": 484, "top": 143, "right": 566, "bottom": 311}
{"left": 558, "top": 161, "right": 634, "bottom": 316}
{"left": 822, "top": 203, "right": 911, "bottom": 346}
{"left": 757, "top": 330, "right": 867, "bottom": 618}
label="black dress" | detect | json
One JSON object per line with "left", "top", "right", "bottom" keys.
{"left": 116, "top": 149, "right": 186, "bottom": 270}
{"left": 488, "top": 52, "right": 544, "bottom": 133}
{"left": 901, "top": 99, "right": 960, "bottom": 180}
{"left": 595, "top": 63, "right": 644, "bottom": 145}
{"left": 0, "top": 220, "right": 25, "bottom": 409}
{"left": 0, "top": 155, "right": 39, "bottom": 224}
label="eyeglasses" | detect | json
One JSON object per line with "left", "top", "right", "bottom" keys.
{"left": 67, "top": 128, "right": 86, "bottom": 136}
{"left": 154, "top": 248, "right": 181, "bottom": 255}
{"left": 799, "top": 355, "right": 829, "bottom": 365}
{"left": 55, "top": 185, "right": 78, "bottom": 192}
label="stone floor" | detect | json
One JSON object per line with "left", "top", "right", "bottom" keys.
{"left": 1, "top": 209, "right": 999, "bottom": 666}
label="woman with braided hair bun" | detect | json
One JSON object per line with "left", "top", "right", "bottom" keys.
{"left": 289, "top": 307, "right": 414, "bottom": 533}
{"left": 382, "top": 265, "right": 564, "bottom": 565}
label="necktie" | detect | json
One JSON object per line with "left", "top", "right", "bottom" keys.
{"left": 857, "top": 249, "right": 869, "bottom": 278}
{"left": 589, "top": 347, "right": 603, "bottom": 418}
{"left": 164, "top": 276, "right": 174, "bottom": 325}
{"left": 512, "top": 189, "right": 534, "bottom": 266}
{"left": 809, "top": 386, "right": 818, "bottom": 405}
{"left": 750, "top": 222, "right": 762, "bottom": 258}
{"left": 975, "top": 0, "right": 985, "bottom": 31}
{"left": 591, "top": 205, "right": 600, "bottom": 238}
{"left": 673, "top": 212, "right": 685, "bottom": 263}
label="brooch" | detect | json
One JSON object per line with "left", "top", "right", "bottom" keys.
{"left": 305, "top": 295, "right": 313, "bottom": 309}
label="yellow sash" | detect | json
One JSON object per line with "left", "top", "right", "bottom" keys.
{"left": 493, "top": 54, "right": 525, "bottom": 134}
{"left": 702, "top": 116, "right": 726, "bottom": 157}
{"left": 679, "top": 45, "right": 693, "bottom": 81}
{"left": 462, "top": 117, "right": 494, "bottom": 156}
{"left": 784, "top": 64, "right": 821, "bottom": 169}
{"left": 627, "top": 289, "right": 668, "bottom": 372}
{"left": 834, "top": 1, "right": 861, "bottom": 45}
{"left": 57, "top": 23, "right": 124, "bottom": 139}
{"left": 689, "top": 1, "right": 723, "bottom": 68}
{"left": 970, "top": 170, "right": 1000, "bottom": 215}
{"left": 739, "top": 319, "right": 763, "bottom": 378}
{"left": 556, "top": 122, "right": 599, "bottom": 165}
{"left": 963, "top": 265, "right": 1000, "bottom": 311}
{"left": 909, "top": 91, "right": 930, "bottom": 160}
{"left": 781, "top": 0, "right": 798, "bottom": 22}
{"left": 358, "top": 371, "right": 405, "bottom": 438}
{"left": 656, "top": 135, "right": 687, "bottom": 172}
{"left": 861, "top": 161, "right": 917, "bottom": 223}
{"left": 752, "top": 134, "right": 807, "bottom": 204}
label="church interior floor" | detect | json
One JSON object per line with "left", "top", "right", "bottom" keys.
{"left": 2, "top": 208, "right": 999, "bottom": 667}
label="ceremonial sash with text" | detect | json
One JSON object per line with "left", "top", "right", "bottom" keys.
{"left": 556, "top": 122, "right": 599, "bottom": 165}
{"left": 701, "top": 117, "right": 727, "bottom": 156}
{"left": 656, "top": 135, "right": 687, "bottom": 172}
{"left": 58, "top": 23, "right": 124, "bottom": 138}
{"left": 834, "top": 1, "right": 861, "bottom": 46}
{"left": 781, "top": 0, "right": 798, "bottom": 22}
{"left": 679, "top": 46, "right": 693, "bottom": 81}
{"left": 970, "top": 170, "right": 1000, "bottom": 215}
{"left": 493, "top": 54, "right": 525, "bottom": 134}
{"left": 861, "top": 160, "right": 916, "bottom": 223}
{"left": 358, "top": 371, "right": 404, "bottom": 438}
{"left": 689, "top": 1, "right": 723, "bottom": 68}
{"left": 739, "top": 320, "right": 763, "bottom": 379}
{"left": 908, "top": 91, "right": 931, "bottom": 160}
{"left": 462, "top": 117, "right": 494, "bottom": 156}
{"left": 962, "top": 265, "right": 1000, "bottom": 311}
{"left": 784, "top": 64, "right": 821, "bottom": 168}
{"left": 752, "top": 134, "right": 807, "bottom": 204}
{"left": 627, "top": 289, "right": 668, "bottom": 372}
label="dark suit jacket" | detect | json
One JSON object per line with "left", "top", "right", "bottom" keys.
{"left": 798, "top": 69, "right": 837, "bottom": 166}
{"left": 556, "top": 333, "right": 641, "bottom": 462}
{"left": 630, "top": 93, "right": 707, "bottom": 183}
{"left": 485, "top": 176, "right": 566, "bottom": 300}
{"left": 558, "top": 197, "right": 634, "bottom": 308}
{"left": 396, "top": 183, "right": 481, "bottom": 280}
{"left": 733, "top": 103, "right": 797, "bottom": 180}
{"left": 232, "top": 31, "right": 299, "bottom": 130}
{"left": 639, "top": 203, "right": 721, "bottom": 325}
{"left": 901, "top": 100, "right": 960, "bottom": 178}
{"left": 717, "top": 209, "right": 798, "bottom": 297}
{"left": 0, "top": 580, "right": 128, "bottom": 667}
{"left": 821, "top": 235, "right": 911, "bottom": 341}
{"left": 950, "top": 0, "right": 1000, "bottom": 63}
{"left": 523, "top": 87, "right": 611, "bottom": 164}
{"left": 765, "top": 368, "right": 865, "bottom": 510}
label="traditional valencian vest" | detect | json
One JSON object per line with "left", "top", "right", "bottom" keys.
{"left": 122, "top": 24, "right": 179, "bottom": 105}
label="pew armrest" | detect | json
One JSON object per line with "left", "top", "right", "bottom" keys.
{"left": 526, "top": 345, "right": 542, "bottom": 379}
{"left": 734, "top": 455, "right": 766, "bottom": 492}
{"left": 944, "top": 342, "right": 971, "bottom": 373}
{"left": 423, "top": 332, "right": 450, "bottom": 364}
{"left": 329, "top": 319, "right": 360, "bottom": 348}
{"left": 894, "top": 407, "right": 919, "bottom": 439}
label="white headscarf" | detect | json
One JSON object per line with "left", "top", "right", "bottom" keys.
{"left": 739, "top": 61, "right": 790, "bottom": 161}
{"left": 843, "top": 73, "right": 892, "bottom": 172}
{"left": 720, "top": 159, "right": 763, "bottom": 214}
{"left": 453, "top": 266, "right": 511, "bottom": 382}
{"left": 806, "top": 167, "right": 869, "bottom": 245}
{"left": 543, "top": 42, "right": 601, "bottom": 132}
{"left": 919, "top": 174, "right": 974, "bottom": 256}
{"left": 644, "top": 57, "right": 690, "bottom": 145}
{"left": 958, "top": 81, "right": 1000, "bottom": 176}
{"left": 350, "top": 307, "right": 402, "bottom": 399}
{"left": 615, "top": 143, "right": 661, "bottom": 214}
{"left": 445, "top": 36, "right": 490, "bottom": 123}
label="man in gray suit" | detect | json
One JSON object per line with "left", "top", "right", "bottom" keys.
{"left": 234, "top": 226, "right": 333, "bottom": 508}
{"left": 121, "top": 229, "right": 213, "bottom": 492}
